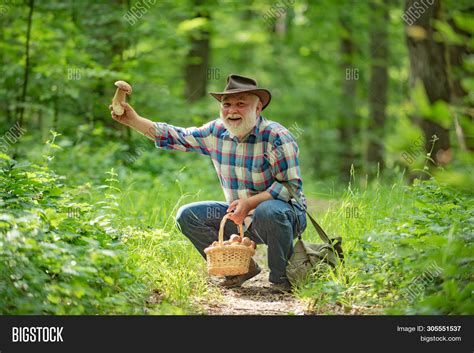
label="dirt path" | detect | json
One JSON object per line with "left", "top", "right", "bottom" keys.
{"left": 198, "top": 198, "right": 339, "bottom": 315}
{"left": 200, "top": 248, "right": 309, "bottom": 315}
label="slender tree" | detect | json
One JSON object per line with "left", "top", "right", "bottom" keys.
{"left": 405, "top": 0, "right": 451, "bottom": 166}
{"left": 367, "top": 0, "right": 389, "bottom": 172}
{"left": 184, "top": 0, "right": 210, "bottom": 102}
{"left": 339, "top": 15, "right": 358, "bottom": 181}
{"left": 18, "top": 0, "right": 35, "bottom": 128}
{"left": 447, "top": 7, "right": 473, "bottom": 151}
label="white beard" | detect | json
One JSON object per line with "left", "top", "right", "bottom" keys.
{"left": 220, "top": 110, "right": 258, "bottom": 138}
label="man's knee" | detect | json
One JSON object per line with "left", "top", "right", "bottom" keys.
{"left": 175, "top": 204, "right": 194, "bottom": 230}
{"left": 254, "top": 200, "right": 289, "bottom": 222}
{"left": 176, "top": 201, "right": 221, "bottom": 230}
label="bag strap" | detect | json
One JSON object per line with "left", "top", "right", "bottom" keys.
{"left": 281, "top": 182, "right": 331, "bottom": 245}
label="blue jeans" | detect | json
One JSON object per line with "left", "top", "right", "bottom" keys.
{"left": 175, "top": 199, "right": 307, "bottom": 283}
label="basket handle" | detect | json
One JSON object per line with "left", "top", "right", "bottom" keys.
{"left": 218, "top": 213, "right": 244, "bottom": 244}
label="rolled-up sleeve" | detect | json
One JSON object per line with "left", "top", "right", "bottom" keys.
{"left": 155, "top": 121, "right": 215, "bottom": 156}
{"left": 266, "top": 132, "right": 303, "bottom": 202}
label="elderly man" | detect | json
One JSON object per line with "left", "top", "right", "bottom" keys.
{"left": 110, "top": 74, "right": 306, "bottom": 292}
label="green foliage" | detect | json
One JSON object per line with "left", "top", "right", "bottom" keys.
{"left": 296, "top": 178, "right": 473, "bottom": 315}
{"left": 0, "top": 154, "right": 147, "bottom": 314}
{"left": 0, "top": 130, "right": 222, "bottom": 314}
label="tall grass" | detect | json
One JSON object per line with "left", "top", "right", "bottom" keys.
{"left": 295, "top": 168, "right": 473, "bottom": 315}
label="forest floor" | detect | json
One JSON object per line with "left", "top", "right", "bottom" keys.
{"left": 198, "top": 249, "right": 307, "bottom": 315}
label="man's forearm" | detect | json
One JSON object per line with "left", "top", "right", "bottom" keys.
{"left": 246, "top": 191, "right": 273, "bottom": 210}
{"left": 127, "top": 116, "right": 156, "bottom": 141}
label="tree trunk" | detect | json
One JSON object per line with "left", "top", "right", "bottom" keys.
{"left": 184, "top": 0, "right": 210, "bottom": 102}
{"left": 447, "top": 8, "right": 473, "bottom": 151}
{"left": 38, "top": 107, "right": 43, "bottom": 135}
{"left": 240, "top": 5, "right": 255, "bottom": 65}
{"left": 0, "top": 9, "right": 9, "bottom": 125}
{"left": 338, "top": 16, "right": 358, "bottom": 181}
{"left": 52, "top": 94, "right": 59, "bottom": 131}
{"left": 18, "top": 0, "right": 35, "bottom": 128}
{"left": 367, "top": 0, "right": 389, "bottom": 172}
{"left": 405, "top": 0, "right": 451, "bottom": 166}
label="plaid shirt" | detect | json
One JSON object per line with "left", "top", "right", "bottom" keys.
{"left": 154, "top": 115, "right": 306, "bottom": 206}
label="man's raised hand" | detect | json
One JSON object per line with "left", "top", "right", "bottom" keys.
{"left": 109, "top": 102, "right": 139, "bottom": 126}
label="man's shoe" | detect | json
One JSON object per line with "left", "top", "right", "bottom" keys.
{"left": 269, "top": 279, "right": 292, "bottom": 294}
{"left": 219, "top": 259, "right": 261, "bottom": 289}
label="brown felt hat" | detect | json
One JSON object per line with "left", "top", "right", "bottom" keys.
{"left": 209, "top": 74, "right": 272, "bottom": 110}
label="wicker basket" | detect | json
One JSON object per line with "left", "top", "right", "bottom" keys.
{"left": 204, "top": 213, "right": 255, "bottom": 276}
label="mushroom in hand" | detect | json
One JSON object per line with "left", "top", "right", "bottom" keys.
{"left": 111, "top": 80, "right": 132, "bottom": 116}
